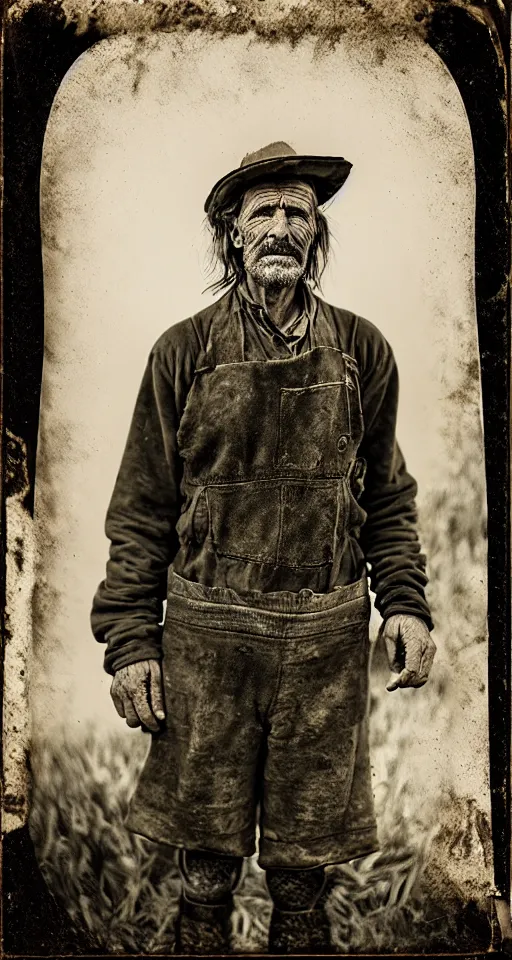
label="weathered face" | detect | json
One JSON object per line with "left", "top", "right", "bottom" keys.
{"left": 231, "top": 180, "right": 318, "bottom": 290}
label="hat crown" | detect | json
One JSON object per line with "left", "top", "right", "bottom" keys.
{"left": 240, "top": 141, "right": 297, "bottom": 169}
{"left": 204, "top": 142, "right": 351, "bottom": 220}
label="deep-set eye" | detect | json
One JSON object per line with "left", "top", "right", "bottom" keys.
{"left": 251, "top": 206, "right": 276, "bottom": 219}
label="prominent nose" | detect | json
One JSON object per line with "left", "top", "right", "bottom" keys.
{"left": 267, "top": 208, "right": 290, "bottom": 241}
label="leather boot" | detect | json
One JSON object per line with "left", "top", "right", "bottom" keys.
{"left": 268, "top": 902, "right": 332, "bottom": 955}
{"left": 175, "top": 892, "right": 233, "bottom": 955}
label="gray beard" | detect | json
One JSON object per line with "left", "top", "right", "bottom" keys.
{"left": 245, "top": 254, "right": 304, "bottom": 290}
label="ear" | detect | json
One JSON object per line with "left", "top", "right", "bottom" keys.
{"left": 229, "top": 220, "right": 244, "bottom": 249}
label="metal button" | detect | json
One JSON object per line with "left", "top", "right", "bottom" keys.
{"left": 337, "top": 435, "right": 349, "bottom": 452}
{"left": 299, "top": 588, "right": 314, "bottom": 601}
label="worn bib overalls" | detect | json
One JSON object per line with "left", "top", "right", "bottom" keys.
{"left": 126, "top": 306, "right": 379, "bottom": 870}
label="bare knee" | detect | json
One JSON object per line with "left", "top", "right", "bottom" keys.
{"left": 179, "top": 849, "right": 243, "bottom": 904}
{"left": 266, "top": 866, "right": 326, "bottom": 911}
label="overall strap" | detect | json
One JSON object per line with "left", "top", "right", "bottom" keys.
{"left": 314, "top": 298, "right": 360, "bottom": 367}
{"left": 196, "top": 289, "right": 245, "bottom": 370}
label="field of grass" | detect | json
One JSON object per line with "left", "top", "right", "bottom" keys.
{"left": 29, "top": 723, "right": 488, "bottom": 955}
{"left": 29, "top": 411, "right": 494, "bottom": 954}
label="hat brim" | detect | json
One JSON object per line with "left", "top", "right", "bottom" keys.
{"left": 204, "top": 155, "right": 352, "bottom": 221}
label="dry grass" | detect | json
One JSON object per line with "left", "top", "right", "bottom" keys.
{"left": 29, "top": 410, "right": 493, "bottom": 954}
{"left": 28, "top": 729, "right": 443, "bottom": 955}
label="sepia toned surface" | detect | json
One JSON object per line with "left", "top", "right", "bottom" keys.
{"left": 3, "top": 434, "right": 33, "bottom": 832}
{"left": 23, "top": 27, "right": 491, "bottom": 952}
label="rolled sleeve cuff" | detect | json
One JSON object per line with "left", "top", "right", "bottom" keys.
{"left": 104, "top": 639, "right": 163, "bottom": 676}
{"left": 379, "top": 599, "right": 434, "bottom": 632}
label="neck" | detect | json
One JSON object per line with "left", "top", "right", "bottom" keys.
{"left": 245, "top": 274, "right": 302, "bottom": 331}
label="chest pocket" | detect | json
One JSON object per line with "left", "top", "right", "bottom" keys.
{"left": 275, "top": 380, "right": 353, "bottom": 475}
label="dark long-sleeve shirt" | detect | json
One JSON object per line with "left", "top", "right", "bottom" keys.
{"left": 91, "top": 285, "right": 433, "bottom": 674}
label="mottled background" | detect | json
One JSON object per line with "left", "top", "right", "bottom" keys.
{"left": 28, "top": 29, "right": 491, "bottom": 953}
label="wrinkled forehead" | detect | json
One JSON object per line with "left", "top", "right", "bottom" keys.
{"left": 239, "top": 180, "right": 318, "bottom": 218}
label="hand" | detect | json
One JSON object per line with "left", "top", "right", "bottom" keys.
{"left": 380, "top": 614, "right": 436, "bottom": 692}
{"left": 110, "top": 659, "right": 166, "bottom": 732}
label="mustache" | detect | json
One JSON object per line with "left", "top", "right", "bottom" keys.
{"left": 258, "top": 239, "right": 301, "bottom": 259}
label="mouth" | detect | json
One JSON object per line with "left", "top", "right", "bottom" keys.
{"left": 259, "top": 251, "right": 299, "bottom": 263}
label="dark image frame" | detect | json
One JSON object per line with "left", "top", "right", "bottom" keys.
{"left": 1, "top": 0, "right": 510, "bottom": 954}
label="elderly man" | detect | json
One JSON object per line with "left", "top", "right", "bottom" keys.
{"left": 91, "top": 142, "right": 436, "bottom": 954}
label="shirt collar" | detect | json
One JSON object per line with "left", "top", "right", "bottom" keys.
{"left": 236, "top": 280, "right": 316, "bottom": 345}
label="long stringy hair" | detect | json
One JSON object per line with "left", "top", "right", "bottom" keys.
{"left": 205, "top": 184, "right": 331, "bottom": 296}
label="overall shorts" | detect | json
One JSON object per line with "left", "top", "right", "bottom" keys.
{"left": 125, "top": 304, "right": 379, "bottom": 869}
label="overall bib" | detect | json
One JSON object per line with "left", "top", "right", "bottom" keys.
{"left": 125, "top": 306, "right": 379, "bottom": 869}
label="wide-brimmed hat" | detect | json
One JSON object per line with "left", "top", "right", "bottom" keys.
{"left": 204, "top": 141, "right": 352, "bottom": 222}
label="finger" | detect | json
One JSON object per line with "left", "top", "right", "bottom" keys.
{"left": 383, "top": 633, "right": 403, "bottom": 674}
{"left": 380, "top": 618, "right": 398, "bottom": 643}
{"left": 111, "top": 686, "right": 126, "bottom": 718}
{"left": 403, "top": 639, "right": 422, "bottom": 676}
{"left": 388, "top": 668, "right": 429, "bottom": 691}
{"left": 384, "top": 634, "right": 397, "bottom": 663}
{"left": 386, "top": 668, "right": 419, "bottom": 692}
{"left": 132, "top": 690, "right": 160, "bottom": 733}
{"left": 381, "top": 618, "right": 409, "bottom": 674}
{"left": 123, "top": 699, "right": 142, "bottom": 729}
{"left": 149, "top": 662, "right": 166, "bottom": 721}
{"left": 386, "top": 670, "right": 405, "bottom": 692}
{"left": 416, "top": 640, "right": 437, "bottom": 684}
